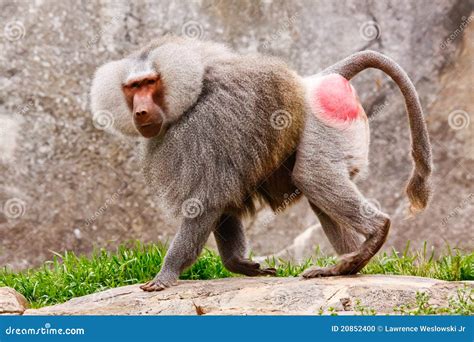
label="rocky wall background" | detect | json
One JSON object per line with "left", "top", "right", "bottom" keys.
{"left": 0, "top": 0, "right": 472, "bottom": 269}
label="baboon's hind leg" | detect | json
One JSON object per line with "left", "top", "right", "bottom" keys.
{"left": 310, "top": 203, "right": 363, "bottom": 255}
{"left": 214, "top": 214, "right": 276, "bottom": 276}
{"left": 293, "top": 159, "right": 390, "bottom": 278}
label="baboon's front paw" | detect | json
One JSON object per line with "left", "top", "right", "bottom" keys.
{"left": 140, "top": 278, "right": 173, "bottom": 292}
{"left": 256, "top": 267, "right": 277, "bottom": 276}
{"left": 237, "top": 260, "right": 277, "bottom": 276}
{"left": 226, "top": 258, "right": 277, "bottom": 277}
{"left": 301, "top": 266, "right": 336, "bottom": 278}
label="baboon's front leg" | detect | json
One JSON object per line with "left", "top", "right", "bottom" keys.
{"left": 140, "top": 212, "right": 219, "bottom": 292}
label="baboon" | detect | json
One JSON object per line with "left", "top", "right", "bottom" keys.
{"left": 90, "top": 36, "right": 432, "bottom": 291}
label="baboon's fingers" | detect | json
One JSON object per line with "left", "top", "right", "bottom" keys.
{"left": 140, "top": 279, "right": 169, "bottom": 292}
{"left": 261, "top": 267, "right": 277, "bottom": 276}
{"left": 224, "top": 258, "right": 276, "bottom": 276}
{"left": 301, "top": 266, "right": 338, "bottom": 278}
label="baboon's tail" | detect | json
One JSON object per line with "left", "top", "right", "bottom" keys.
{"left": 322, "top": 50, "right": 433, "bottom": 214}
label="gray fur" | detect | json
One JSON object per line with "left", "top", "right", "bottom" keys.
{"left": 90, "top": 37, "right": 432, "bottom": 290}
{"left": 323, "top": 50, "right": 433, "bottom": 213}
{"left": 141, "top": 53, "right": 305, "bottom": 217}
{"left": 293, "top": 113, "right": 391, "bottom": 276}
{"left": 90, "top": 37, "right": 232, "bottom": 138}
{"left": 310, "top": 203, "right": 363, "bottom": 255}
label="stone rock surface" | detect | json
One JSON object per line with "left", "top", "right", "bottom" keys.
{"left": 23, "top": 276, "right": 472, "bottom": 315}
{"left": 0, "top": 0, "right": 472, "bottom": 269}
{"left": 0, "top": 286, "right": 28, "bottom": 315}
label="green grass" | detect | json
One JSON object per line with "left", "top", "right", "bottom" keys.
{"left": 266, "top": 242, "right": 473, "bottom": 281}
{"left": 0, "top": 241, "right": 472, "bottom": 309}
{"left": 319, "top": 287, "right": 474, "bottom": 316}
{"left": 393, "top": 287, "right": 473, "bottom": 315}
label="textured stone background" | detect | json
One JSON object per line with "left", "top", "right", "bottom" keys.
{"left": 0, "top": 0, "right": 472, "bottom": 269}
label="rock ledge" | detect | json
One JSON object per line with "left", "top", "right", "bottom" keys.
{"left": 0, "top": 287, "right": 29, "bottom": 315}
{"left": 12, "top": 275, "right": 471, "bottom": 315}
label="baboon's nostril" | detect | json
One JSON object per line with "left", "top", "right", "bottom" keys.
{"left": 135, "top": 110, "right": 147, "bottom": 117}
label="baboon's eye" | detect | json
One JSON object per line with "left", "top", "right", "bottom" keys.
{"left": 147, "top": 79, "right": 155, "bottom": 85}
{"left": 131, "top": 82, "right": 140, "bottom": 88}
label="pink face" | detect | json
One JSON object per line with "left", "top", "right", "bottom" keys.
{"left": 312, "top": 74, "right": 361, "bottom": 124}
{"left": 122, "top": 74, "right": 166, "bottom": 138}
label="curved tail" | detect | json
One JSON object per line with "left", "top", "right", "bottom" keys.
{"left": 323, "top": 50, "right": 433, "bottom": 213}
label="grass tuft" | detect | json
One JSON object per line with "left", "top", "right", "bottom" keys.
{"left": 0, "top": 241, "right": 472, "bottom": 309}
{"left": 393, "top": 286, "right": 474, "bottom": 315}
{"left": 361, "top": 242, "right": 473, "bottom": 281}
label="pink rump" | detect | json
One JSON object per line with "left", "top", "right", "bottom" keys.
{"left": 314, "top": 74, "right": 359, "bottom": 122}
